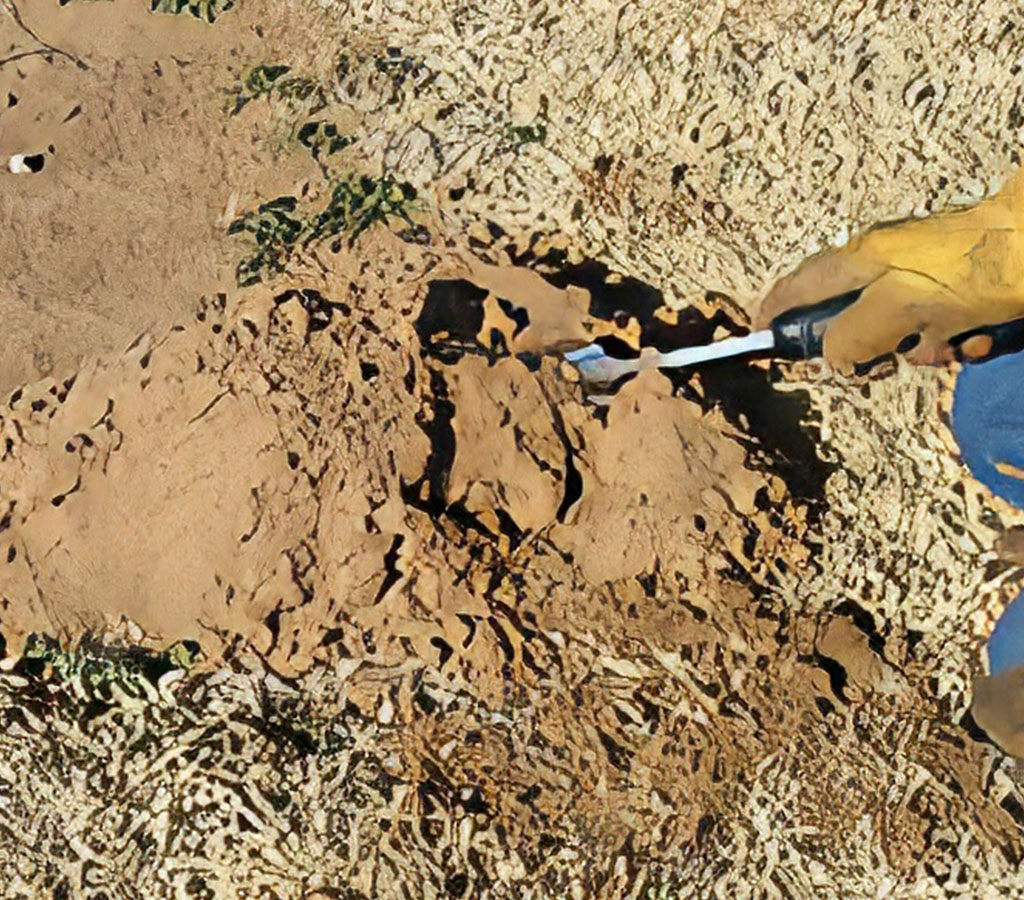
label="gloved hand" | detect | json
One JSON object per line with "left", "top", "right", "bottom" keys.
{"left": 757, "top": 167, "right": 1024, "bottom": 369}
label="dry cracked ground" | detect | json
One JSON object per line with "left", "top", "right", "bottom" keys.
{"left": 2, "top": 0, "right": 1024, "bottom": 898}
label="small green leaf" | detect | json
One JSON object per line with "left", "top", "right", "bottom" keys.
{"left": 149, "top": 0, "right": 235, "bottom": 23}
{"left": 297, "top": 120, "right": 356, "bottom": 159}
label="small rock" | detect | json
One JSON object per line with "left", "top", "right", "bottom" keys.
{"left": 8, "top": 153, "right": 44, "bottom": 174}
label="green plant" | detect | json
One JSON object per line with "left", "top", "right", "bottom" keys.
{"left": 506, "top": 121, "right": 547, "bottom": 148}
{"left": 306, "top": 176, "right": 419, "bottom": 247}
{"left": 297, "top": 120, "right": 356, "bottom": 159}
{"left": 150, "top": 0, "right": 235, "bottom": 22}
{"left": 19, "top": 633, "right": 200, "bottom": 705}
{"left": 231, "top": 64, "right": 325, "bottom": 116}
{"left": 230, "top": 176, "right": 421, "bottom": 285}
{"left": 228, "top": 196, "right": 304, "bottom": 286}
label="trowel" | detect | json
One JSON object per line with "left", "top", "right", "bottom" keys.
{"left": 564, "top": 290, "right": 1024, "bottom": 386}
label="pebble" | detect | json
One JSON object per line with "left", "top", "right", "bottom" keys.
{"left": 439, "top": 738, "right": 458, "bottom": 761}
{"left": 8, "top": 153, "right": 43, "bottom": 174}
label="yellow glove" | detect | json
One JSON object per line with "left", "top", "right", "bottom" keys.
{"left": 757, "top": 167, "right": 1024, "bottom": 368}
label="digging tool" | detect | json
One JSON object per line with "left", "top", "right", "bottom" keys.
{"left": 564, "top": 290, "right": 1024, "bottom": 387}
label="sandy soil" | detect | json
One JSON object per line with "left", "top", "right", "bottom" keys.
{"left": 2, "top": 0, "right": 1024, "bottom": 898}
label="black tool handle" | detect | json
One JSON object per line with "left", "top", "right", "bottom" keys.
{"left": 768, "top": 287, "right": 1024, "bottom": 367}
{"left": 769, "top": 290, "right": 863, "bottom": 360}
{"left": 949, "top": 317, "right": 1024, "bottom": 364}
